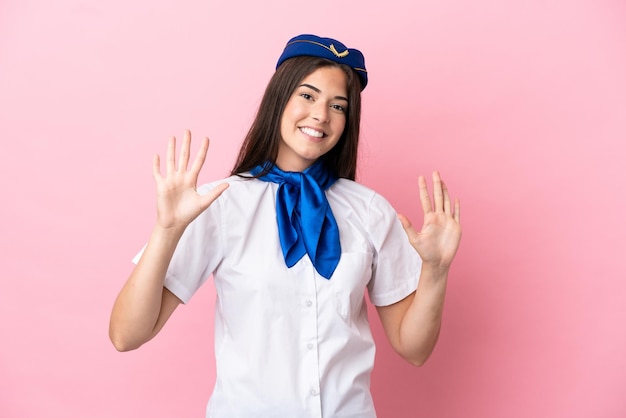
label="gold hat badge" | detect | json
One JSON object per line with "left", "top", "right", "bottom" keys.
{"left": 329, "top": 44, "right": 349, "bottom": 58}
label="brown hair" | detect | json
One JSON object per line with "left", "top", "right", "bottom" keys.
{"left": 230, "top": 56, "right": 362, "bottom": 180}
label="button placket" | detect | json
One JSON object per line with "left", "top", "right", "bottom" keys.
{"left": 300, "top": 256, "right": 322, "bottom": 417}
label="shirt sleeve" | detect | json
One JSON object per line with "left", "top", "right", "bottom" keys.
{"left": 132, "top": 182, "right": 225, "bottom": 304}
{"left": 366, "top": 192, "right": 422, "bottom": 306}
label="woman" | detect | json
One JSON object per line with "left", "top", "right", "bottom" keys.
{"left": 110, "top": 34, "right": 462, "bottom": 417}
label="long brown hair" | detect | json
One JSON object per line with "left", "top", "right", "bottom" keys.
{"left": 231, "top": 56, "right": 362, "bottom": 180}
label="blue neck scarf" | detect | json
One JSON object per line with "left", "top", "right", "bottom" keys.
{"left": 251, "top": 161, "right": 341, "bottom": 279}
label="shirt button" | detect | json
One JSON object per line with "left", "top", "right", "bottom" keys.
{"left": 307, "top": 343, "right": 314, "bottom": 350}
{"left": 305, "top": 299, "right": 313, "bottom": 307}
{"left": 310, "top": 388, "right": 319, "bottom": 396}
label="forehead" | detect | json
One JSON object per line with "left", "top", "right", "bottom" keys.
{"left": 298, "top": 66, "right": 348, "bottom": 95}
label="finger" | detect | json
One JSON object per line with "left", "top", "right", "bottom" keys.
{"left": 190, "top": 136, "right": 209, "bottom": 176}
{"left": 398, "top": 213, "right": 419, "bottom": 242}
{"left": 454, "top": 198, "right": 461, "bottom": 223}
{"left": 152, "top": 154, "right": 163, "bottom": 181}
{"left": 199, "top": 182, "right": 230, "bottom": 210}
{"left": 418, "top": 175, "right": 433, "bottom": 214}
{"left": 166, "top": 136, "right": 176, "bottom": 176}
{"left": 442, "top": 180, "right": 451, "bottom": 214}
{"left": 178, "top": 130, "right": 192, "bottom": 172}
{"left": 432, "top": 171, "right": 444, "bottom": 212}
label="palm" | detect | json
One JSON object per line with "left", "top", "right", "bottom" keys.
{"left": 153, "top": 130, "right": 228, "bottom": 230}
{"left": 399, "top": 172, "right": 461, "bottom": 269}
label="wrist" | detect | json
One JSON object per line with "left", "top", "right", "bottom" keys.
{"left": 151, "top": 224, "right": 186, "bottom": 242}
{"left": 420, "top": 262, "right": 450, "bottom": 282}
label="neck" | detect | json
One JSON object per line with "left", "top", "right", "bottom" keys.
{"left": 273, "top": 159, "right": 322, "bottom": 174}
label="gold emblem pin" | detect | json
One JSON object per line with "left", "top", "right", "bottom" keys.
{"left": 329, "top": 44, "right": 349, "bottom": 58}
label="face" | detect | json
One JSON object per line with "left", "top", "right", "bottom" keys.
{"left": 277, "top": 66, "right": 348, "bottom": 172}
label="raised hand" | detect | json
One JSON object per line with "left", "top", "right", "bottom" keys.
{"left": 398, "top": 171, "right": 461, "bottom": 271}
{"left": 152, "top": 130, "right": 229, "bottom": 231}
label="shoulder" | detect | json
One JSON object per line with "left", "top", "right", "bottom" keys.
{"left": 327, "top": 179, "right": 400, "bottom": 229}
{"left": 197, "top": 174, "right": 267, "bottom": 196}
{"left": 329, "top": 178, "right": 376, "bottom": 202}
{"left": 329, "top": 179, "right": 396, "bottom": 212}
{"left": 196, "top": 175, "right": 276, "bottom": 216}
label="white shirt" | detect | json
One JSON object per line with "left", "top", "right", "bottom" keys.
{"left": 142, "top": 176, "right": 421, "bottom": 418}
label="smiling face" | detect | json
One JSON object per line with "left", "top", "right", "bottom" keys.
{"left": 277, "top": 66, "right": 348, "bottom": 172}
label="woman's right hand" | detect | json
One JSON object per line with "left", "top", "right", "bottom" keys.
{"left": 111, "top": 129, "right": 228, "bottom": 352}
{"left": 153, "top": 130, "right": 229, "bottom": 232}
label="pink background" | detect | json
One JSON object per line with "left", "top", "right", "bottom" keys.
{"left": 1, "top": 0, "right": 625, "bottom": 417}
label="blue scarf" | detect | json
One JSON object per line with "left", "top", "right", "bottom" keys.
{"left": 251, "top": 161, "right": 341, "bottom": 279}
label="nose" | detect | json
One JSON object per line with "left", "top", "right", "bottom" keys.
{"left": 311, "top": 102, "right": 330, "bottom": 123}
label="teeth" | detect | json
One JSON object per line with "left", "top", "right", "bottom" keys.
{"left": 300, "top": 127, "right": 324, "bottom": 138}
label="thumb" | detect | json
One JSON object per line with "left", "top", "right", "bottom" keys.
{"left": 398, "top": 213, "right": 419, "bottom": 243}
{"left": 199, "top": 183, "right": 229, "bottom": 210}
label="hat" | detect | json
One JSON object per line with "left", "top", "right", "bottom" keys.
{"left": 276, "top": 34, "right": 368, "bottom": 90}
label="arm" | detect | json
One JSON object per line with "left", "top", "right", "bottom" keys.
{"left": 376, "top": 171, "right": 461, "bottom": 366}
{"left": 109, "top": 130, "right": 228, "bottom": 352}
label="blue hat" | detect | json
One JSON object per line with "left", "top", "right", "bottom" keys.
{"left": 276, "top": 34, "right": 368, "bottom": 90}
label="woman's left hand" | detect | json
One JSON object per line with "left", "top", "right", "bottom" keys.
{"left": 398, "top": 171, "right": 462, "bottom": 271}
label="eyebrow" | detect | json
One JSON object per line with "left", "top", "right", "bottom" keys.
{"left": 299, "top": 83, "right": 348, "bottom": 102}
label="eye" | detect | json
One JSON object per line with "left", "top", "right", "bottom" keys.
{"left": 331, "top": 104, "right": 346, "bottom": 113}
{"left": 300, "top": 93, "right": 313, "bottom": 100}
